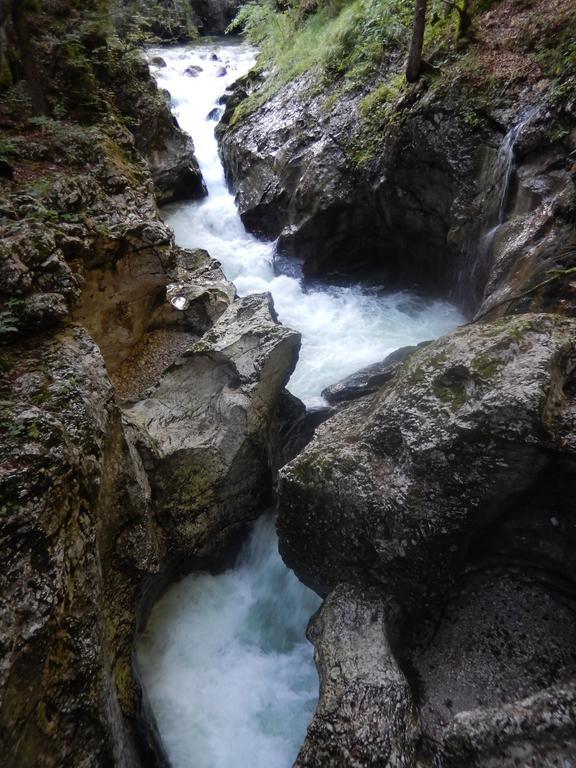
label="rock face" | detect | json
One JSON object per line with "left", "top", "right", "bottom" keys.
{"left": 112, "top": 0, "right": 242, "bottom": 39}
{"left": 218, "top": 64, "right": 576, "bottom": 314}
{"left": 108, "top": 50, "right": 207, "bottom": 204}
{"left": 0, "top": 7, "right": 301, "bottom": 767}
{"left": 1, "top": 328, "right": 141, "bottom": 768}
{"left": 278, "top": 314, "right": 576, "bottom": 765}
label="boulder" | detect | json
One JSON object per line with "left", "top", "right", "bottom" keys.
{"left": 279, "top": 313, "right": 576, "bottom": 614}
{"left": 279, "top": 313, "right": 576, "bottom": 766}
{"left": 295, "top": 584, "right": 418, "bottom": 768}
{"left": 218, "top": 72, "right": 477, "bottom": 290}
{"left": 321, "top": 342, "right": 430, "bottom": 404}
{"left": 218, "top": 70, "right": 576, "bottom": 315}
{"left": 123, "top": 292, "right": 301, "bottom": 564}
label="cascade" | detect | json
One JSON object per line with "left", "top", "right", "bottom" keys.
{"left": 136, "top": 38, "right": 462, "bottom": 768}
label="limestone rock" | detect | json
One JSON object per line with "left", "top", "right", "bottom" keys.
{"left": 0, "top": 327, "right": 162, "bottom": 768}
{"left": 218, "top": 71, "right": 576, "bottom": 313}
{"left": 279, "top": 313, "right": 576, "bottom": 615}
{"left": 437, "top": 684, "right": 576, "bottom": 767}
{"left": 321, "top": 342, "right": 430, "bottom": 405}
{"left": 218, "top": 72, "right": 478, "bottom": 289}
{"left": 295, "top": 584, "right": 418, "bottom": 768}
{"left": 279, "top": 313, "right": 576, "bottom": 766}
{"left": 110, "top": 50, "right": 207, "bottom": 205}
{"left": 123, "top": 292, "right": 301, "bottom": 564}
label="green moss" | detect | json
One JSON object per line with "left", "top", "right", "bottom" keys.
{"left": 433, "top": 379, "right": 467, "bottom": 409}
{"left": 347, "top": 74, "right": 407, "bottom": 166}
{"left": 228, "top": 0, "right": 413, "bottom": 121}
{"left": 472, "top": 353, "right": 501, "bottom": 380}
{"left": 429, "top": 350, "right": 448, "bottom": 368}
{"left": 291, "top": 450, "right": 334, "bottom": 483}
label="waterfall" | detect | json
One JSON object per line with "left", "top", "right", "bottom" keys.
{"left": 487, "top": 106, "right": 540, "bottom": 239}
{"left": 136, "top": 38, "right": 463, "bottom": 768}
{"left": 460, "top": 106, "right": 540, "bottom": 311}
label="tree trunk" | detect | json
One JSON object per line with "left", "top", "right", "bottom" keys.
{"left": 406, "top": 0, "right": 427, "bottom": 83}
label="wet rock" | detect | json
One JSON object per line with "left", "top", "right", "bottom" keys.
{"left": 150, "top": 56, "right": 167, "bottom": 68}
{"left": 215, "top": 65, "right": 227, "bottom": 77}
{"left": 321, "top": 342, "right": 430, "bottom": 404}
{"left": 0, "top": 327, "right": 161, "bottom": 768}
{"left": 123, "top": 292, "right": 301, "bottom": 564}
{"left": 218, "top": 72, "right": 477, "bottom": 290}
{"left": 207, "top": 107, "right": 222, "bottom": 121}
{"left": 146, "top": 133, "right": 207, "bottom": 205}
{"left": 295, "top": 584, "right": 418, "bottom": 768}
{"left": 110, "top": 50, "right": 207, "bottom": 205}
{"left": 72, "top": 220, "right": 176, "bottom": 372}
{"left": 280, "top": 313, "right": 576, "bottom": 766}
{"left": 191, "top": 0, "right": 241, "bottom": 35}
{"left": 218, "top": 74, "right": 576, "bottom": 315}
{"left": 279, "top": 313, "right": 576, "bottom": 615}
{"left": 160, "top": 247, "right": 237, "bottom": 333}
{"left": 437, "top": 683, "right": 576, "bottom": 767}
{"left": 185, "top": 64, "right": 203, "bottom": 76}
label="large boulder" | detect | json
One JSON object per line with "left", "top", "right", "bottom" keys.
{"left": 279, "top": 313, "right": 576, "bottom": 614}
{"left": 218, "top": 71, "right": 481, "bottom": 290}
{"left": 218, "top": 66, "right": 576, "bottom": 315}
{"left": 278, "top": 313, "right": 576, "bottom": 766}
{"left": 123, "top": 292, "right": 301, "bottom": 565}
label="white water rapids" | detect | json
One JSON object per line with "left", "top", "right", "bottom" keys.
{"left": 136, "top": 38, "right": 463, "bottom": 768}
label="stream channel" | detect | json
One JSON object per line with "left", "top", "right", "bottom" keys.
{"left": 136, "top": 37, "right": 463, "bottom": 768}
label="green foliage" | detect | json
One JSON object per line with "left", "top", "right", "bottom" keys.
{"left": 0, "top": 415, "right": 42, "bottom": 441}
{"left": 111, "top": 0, "right": 199, "bottom": 44}
{"left": 0, "top": 299, "right": 22, "bottom": 343}
{"left": 348, "top": 73, "right": 406, "bottom": 166}
{"left": 535, "top": 17, "right": 576, "bottom": 79}
{"left": 0, "top": 81, "right": 34, "bottom": 121}
{"left": 359, "top": 75, "right": 405, "bottom": 117}
{"left": 27, "top": 117, "right": 102, "bottom": 164}
{"left": 229, "top": 0, "right": 413, "bottom": 97}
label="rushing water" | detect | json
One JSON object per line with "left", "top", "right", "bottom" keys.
{"left": 465, "top": 105, "right": 541, "bottom": 305}
{"left": 136, "top": 38, "right": 463, "bottom": 768}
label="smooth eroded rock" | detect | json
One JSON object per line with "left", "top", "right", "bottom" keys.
{"left": 279, "top": 313, "right": 576, "bottom": 617}
{"left": 124, "top": 292, "right": 301, "bottom": 564}
{"left": 295, "top": 584, "right": 418, "bottom": 768}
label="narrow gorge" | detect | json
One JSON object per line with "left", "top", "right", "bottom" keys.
{"left": 0, "top": 1, "right": 575, "bottom": 768}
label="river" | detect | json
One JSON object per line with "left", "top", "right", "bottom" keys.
{"left": 136, "top": 37, "right": 463, "bottom": 768}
